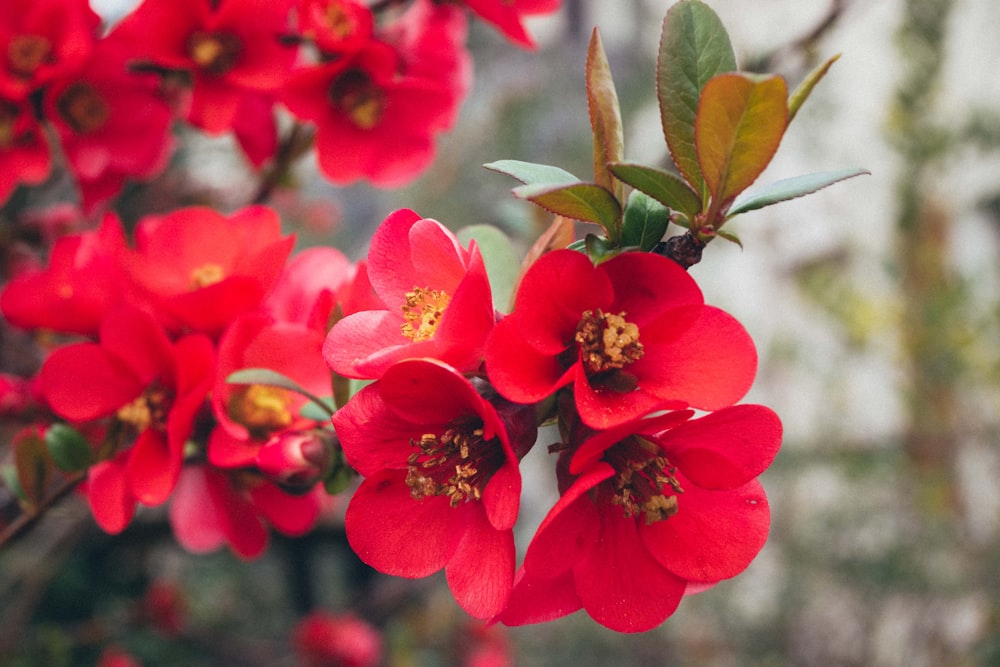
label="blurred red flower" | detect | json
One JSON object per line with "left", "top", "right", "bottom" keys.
{"left": 0, "top": 96, "right": 51, "bottom": 204}
{"left": 122, "top": 205, "right": 294, "bottom": 337}
{"left": 39, "top": 306, "right": 215, "bottom": 533}
{"left": 460, "top": 0, "right": 561, "bottom": 49}
{"left": 293, "top": 610, "right": 382, "bottom": 667}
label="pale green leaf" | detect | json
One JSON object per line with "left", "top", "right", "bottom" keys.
{"left": 727, "top": 168, "right": 871, "bottom": 217}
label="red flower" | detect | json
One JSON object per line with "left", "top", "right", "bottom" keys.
{"left": 499, "top": 405, "right": 781, "bottom": 632}
{"left": 0, "top": 96, "right": 51, "bottom": 204}
{"left": 169, "top": 464, "right": 326, "bottom": 559}
{"left": 0, "top": 213, "right": 131, "bottom": 336}
{"left": 460, "top": 0, "right": 561, "bottom": 49}
{"left": 264, "top": 245, "right": 354, "bottom": 333}
{"left": 296, "top": 0, "right": 374, "bottom": 57}
{"left": 381, "top": 0, "right": 472, "bottom": 132}
{"left": 0, "top": 0, "right": 101, "bottom": 99}
{"left": 43, "top": 36, "right": 175, "bottom": 210}
{"left": 332, "top": 359, "right": 535, "bottom": 619}
{"left": 122, "top": 205, "right": 294, "bottom": 336}
{"left": 112, "top": 0, "right": 296, "bottom": 135}
{"left": 293, "top": 610, "right": 383, "bottom": 667}
{"left": 281, "top": 41, "right": 454, "bottom": 187}
{"left": 208, "top": 313, "right": 330, "bottom": 469}
{"left": 485, "top": 249, "right": 757, "bottom": 429}
{"left": 38, "top": 306, "right": 215, "bottom": 533}
{"left": 323, "top": 209, "right": 495, "bottom": 379}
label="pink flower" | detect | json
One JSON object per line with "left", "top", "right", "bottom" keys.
{"left": 499, "top": 405, "right": 781, "bottom": 632}
{"left": 122, "top": 205, "right": 294, "bottom": 336}
{"left": 264, "top": 245, "right": 354, "bottom": 333}
{"left": 485, "top": 249, "right": 757, "bottom": 429}
{"left": 332, "top": 359, "right": 535, "bottom": 618}
{"left": 208, "top": 313, "right": 330, "bottom": 470}
{"left": 39, "top": 306, "right": 215, "bottom": 533}
{"left": 323, "top": 209, "right": 495, "bottom": 379}
{"left": 169, "top": 464, "right": 326, "bottom": 559}
{"left": 293, "top": 610, "right": 382, "bottom": 667}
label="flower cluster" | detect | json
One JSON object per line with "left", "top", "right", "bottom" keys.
{"left": 322, "top": 211, "right": 783, "bottom": 631}
{"left": 1, "top": 204, "right": 361, "bottom": 558}
{"left": 0, "top": 0, "right": 561, "bottom": 208}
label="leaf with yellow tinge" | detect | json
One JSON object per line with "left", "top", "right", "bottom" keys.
{"left": 586, "top": 28, "right": 625, "bottom": 202}
{"left": 788, "top": 54, "right": 840, "bottom": 123}
{"left": 696, "top": 73, "right": 788, "bottom": 208}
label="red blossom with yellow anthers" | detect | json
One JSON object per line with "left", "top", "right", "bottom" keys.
{"left": 0, "top": 96, "right": 51, "bottom": 204}
{"left": 323, "top": 209, "right": 495, "bottom": 379}
{"left": 111, "top": 0, "right": 297, "bottom": 137}
{"left": 281, "top": 40, "right": 457, "bottom": 187}
{"left": 332, "top": 359, "right": 536, "bottom": 619}
{"left": 499, "top": 404, "right": 782, "bottom": 632}
{"left": 485, "top": 249, "right": 758, "bottom": 429}
{"left": 38, "top": 306, "right": 215, "bottom": 533}
{"left": 121, "top": 205, "right": 294, "bottom": 337}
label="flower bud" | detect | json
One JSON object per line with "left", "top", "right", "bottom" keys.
{"left": 256, "top": 430, "right": 333, "bottom": 488}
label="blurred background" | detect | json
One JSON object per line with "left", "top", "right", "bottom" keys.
{"left": 3, "top": 0, "right": 1000, "bottom": 665}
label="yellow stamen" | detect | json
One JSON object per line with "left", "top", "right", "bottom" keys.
{"left": 330, "top": 69, "right": 385, "bottom": 130}
{"left": 8, "top": 35, "right": 52, "bottom": 79}
{"left": 189, "top": 263, "right": 225, "bottom": 289}
{"left": 229, "top": 384, "right": 294, "bottom": 438}
{"left": 56, "top": 82, "right": 110, "bottom": 134}
{"left": 575, "top": 309, "right": 644, "bottom": 374}
{"left": 400, "top": 287, "right": 451, "bottom": 342}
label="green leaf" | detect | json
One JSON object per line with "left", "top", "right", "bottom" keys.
{"left": 658, "top": 0, "right": 737, "bottom": 193}
{"left": 513, "top": 182, "right": 622, "bottom": 233}
{"left": 788, "top": 54, "right": 840, "bottom": 123}
{"left": 483, "top": 160, "right": 580, "bottom": 187}
{"left": 1, "top": 464, "right": 27, "bottom": 505}
{"left": 16, "top": 431, "right": 52, "bottom": 506}
{"left": 608, "top": 161, "right": 702, "bottom": 219}
{"left": 227, "top": 368, "right": 334, "bottom": 418}
{"left": 458, "top": 224, "right": 521, "bottom": 314}
{"left": 621, "top": 191, "right": 670, "bottom": 251}
{"left": 586, "top": 27, "right": 625, "bottom": 202}
{"left": 695, "top": 72, "right": 788, "bottom": 207}
{"left": 727, "top": 168, "right": 871, "bottom": 217}
{"left": 300, "top": 398, "right": 337, "bottom": 421}
{"left": 715, "top": 229, "right": 743, "bottom": 248}
{"left": 44, "top": 423, "right": 93, "bottom": 473}
{"left": 583, "top": 233, "right": 619, "bottom": 263}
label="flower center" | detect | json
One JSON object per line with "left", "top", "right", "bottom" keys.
{"left": 400, "top": 287, "right": 450, "bottom": 342}
{"left": 575, "top": 309, "right": 644, "bottom": 374}
{"left": 56, "top": 82, "right": 110, "bottom": 134}
{"left": 189, "top": 263, "right": 225, "bottom": 289}
{"left": 602, "top": 436, "right": 683, "bottom": 525}
{"left": 0, "top": 101, "right": 17, "bottom": 148}
{"left": 405, "top": 420, "right": 504, "bottom": 507}
{"left": 329, "top": 68, "right": 384, "bottom": 130}
{"left": 116, "top": 385, "right": 173, "bottom": 433}
{"left": 187, "top": 31, "right": 242, "bottom": 77}
{"left": 8, "top": 34, "right": 52, "bottom": 79}
{"left": 228, "top": 384, "right": 294, "bottom": 439}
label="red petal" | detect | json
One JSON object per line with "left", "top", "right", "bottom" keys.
{"left": 485, "top": 316, "right": 575, "bottom": 404}
{"left": 332, "top": 383, "right": 411, "bottom": 475}
{"left": 574, "top": 365, "right": 683, "bottom": 430}
{"left": 574, "top": 509, "right": 686, "bottom": 632}
{"left": 169, "top": 466, "right": 226, "bottom": 554}
{"left": 603, "top": 251, "right": 703, "bottom": 325}
{"left": 87, "top": 456, "right": 135, "bottom": 534}
{"left": 98, "top": 307, "right": 174, "bottom": 386}
{"left": 641, "top": 305, "right": 758, "bottom": 410}
{"left": 322, "top": 309, "right": 405, "bottom": 379}
{"left": 378, "top": 359, "right": 486, "bottom": 426}
{"left": 39, "top": 344, "right": 143, "bottom": 421}
{"left": 523, "top": 463, "right": 611, "bottom": 579}
{"left": 659, "top": 405, "right": 782, "bottom": 490}
{"left": 481, "top": 460, "right": 520, "bottom": 531}
{"left": 250, "top": 481, "right": 322, "bottom": 536}
{"left": 345, "top": 469, "right": 462, "bottom": 577}
{"left": 641, "top": 475, "right": 770, "bottom": 582}
{"left": 204, "top": 468, "right": 269, "bottom": 560}
{"left": 498, "top": 567, "right": 582, "bottom": 627}
{"left": 445, "top": 505, "right": 515, "bottom": 619}
{"left": 126, "top": 429, "right": 176, "bottom": 506}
